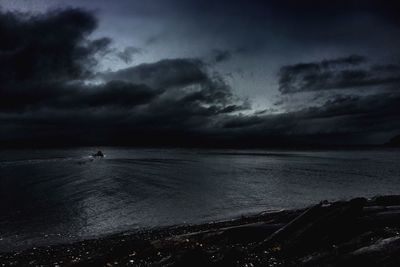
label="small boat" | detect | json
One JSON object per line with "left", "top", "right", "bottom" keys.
{"left": 92, "top": 150, "right": 105, "bottom": 158}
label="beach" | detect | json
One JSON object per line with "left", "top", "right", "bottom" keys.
{"left": 2, "top": 195, "right": 400, "bottom": 266}
{"left": 2, "top": 1, "right": 400, "bottom": 265}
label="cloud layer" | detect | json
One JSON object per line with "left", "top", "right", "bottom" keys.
{"left": 279, "top": 56, "right": 400, "bottom": 94}
{"left": 0, "top": 6, "right": 399, "bottom": 147}
{"left": 0, "top": 8, "right": 250, "bottom": 146}
{"left": 0, "top": 8, "right": 111, "bottom": 83}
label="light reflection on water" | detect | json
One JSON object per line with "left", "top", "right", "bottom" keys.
{"left": 0, "top": 147, "right": 399, "bottom": 251}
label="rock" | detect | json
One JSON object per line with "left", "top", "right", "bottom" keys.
{"left": 215, "top": 247, "right": 245, "bottom": 266}
{"left": 387, "top": 135, "right": 400, "bottom": 147}
{"left": 359, "top": 209, "right": 400, "bottom": 229}
{"left": 256, "top": 198, "right": 367, "bottom": 256}
{"left": 372, "top": 195, "right": 400, "bottom": 206}
{"left": 257, "top": 203, "right": 324, "bottom": 249}
{"left": 211, "top": 222, "right": 284, "bottom": 244}
{"left": 172, "top": 248, "right": 212, "bottom": 267}
{"left": 340, "top": 236, "right": 400, "bottom": 266}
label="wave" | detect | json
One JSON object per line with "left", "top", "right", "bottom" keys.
{"left": 109, "top": 158, "right": 195, "bottom": 165}
{"left": 201, "top": 151, "right": 372, "bottom": 162}
{"left": 0, "top": 156, "right": 93, "bottom": 167}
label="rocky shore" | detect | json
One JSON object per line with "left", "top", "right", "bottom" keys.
{"left": 2, "top": 195, "right": 400, "bottom": 266}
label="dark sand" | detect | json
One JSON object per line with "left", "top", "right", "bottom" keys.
{"left": 2, "top": 195, "right": 400, "bottom": 266}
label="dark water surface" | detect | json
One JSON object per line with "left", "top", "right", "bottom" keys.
{"left": 1, "top": 148, "right": 399, "bottom": 251}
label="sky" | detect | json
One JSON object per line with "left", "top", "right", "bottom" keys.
{"left": 0, "top": 0, "right": 399, "bottom": 147}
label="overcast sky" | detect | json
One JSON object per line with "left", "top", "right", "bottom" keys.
{"left": 0, "top": 0, "right": 399, "bottom": 146}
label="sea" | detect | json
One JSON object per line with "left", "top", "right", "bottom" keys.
{"left": 0, "top": 147, "right": 399, "bottom": 252}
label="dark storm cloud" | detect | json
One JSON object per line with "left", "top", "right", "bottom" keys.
{"left": 0, "top": 8, "right": 144, "bottom": 114}
{"left": 279, "top": 55, "right": 400, "bottom": 94}
{"left": 270, "top": 54, "right": 400, "bottom": 144}
{"left": 116, "top": 46, "right": 143, "bottom": 64}
{"left": 0, "top": 7, "right": 251, "bottom": 147}
{"left": 0, "top": 81, "right": 159, "bottom": 112}
{"left": 221, "top": 91, "right": 400, "bottom": 145}
{"left": 1, "top": 56, "right": 246, "bottom": 126}
{"left": 205, "top": 0, "right": 400, "bottom": 26}
{"left": 1, "top": 4, "right": 399, "bottom": 147}
{"left": 205, "top": 47, "right": 253, "bottom": 65}
{"left": 100, "top": 58, "right": 209, "bottom": 89}
{"left": 0, "top": 8, "right": 160, "bottom": 111}
{"left": 267, "top": 0, "right": 399, "bottom": 18}
{"left": 0, "top": 8, "right": 111, "bottom": 83}
{"left": 211, "top": 49, "right": 232, "bottom": 63}
{"left": 223, "top": 116, "right": 264, "bottom": 129}
{"left": 96, "top": 58, "right": 249, "bottom": 120}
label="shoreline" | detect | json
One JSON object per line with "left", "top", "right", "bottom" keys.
{"left": 1, "top": 196, "right": 400, "bottom": 266}
{"left": 0, "top": 207, "right": 288, "bottom": 254}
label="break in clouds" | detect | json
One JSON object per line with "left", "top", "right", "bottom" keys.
{"left": 0, "top": 4, "right": 399, "bottom": 147}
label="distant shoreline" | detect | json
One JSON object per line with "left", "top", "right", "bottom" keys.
{"left": 2, "top": 195, "right": 400, "bottom": 266}
{"left": 1, "top": 144, "right": 399, "bottom": 151}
